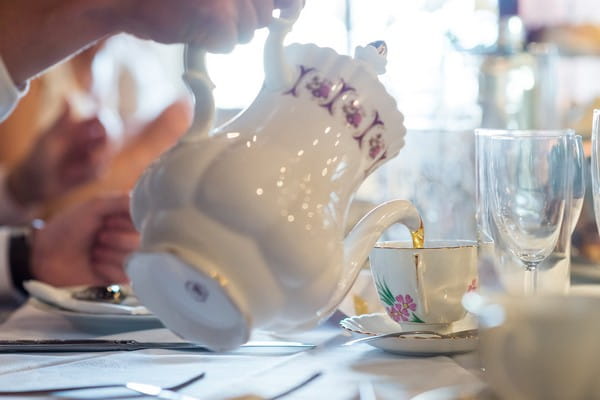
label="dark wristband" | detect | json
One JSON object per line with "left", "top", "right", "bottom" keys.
{"left": 9, "top": 233, "right": 32, "bottom": 295}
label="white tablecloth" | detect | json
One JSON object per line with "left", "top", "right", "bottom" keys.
{"left": 0, "top": 301, "right": 484, "bottom": 400}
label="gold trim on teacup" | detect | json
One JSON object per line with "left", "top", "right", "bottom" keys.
{"left": 413, "top": 253, "right": 430, "bottom": 315}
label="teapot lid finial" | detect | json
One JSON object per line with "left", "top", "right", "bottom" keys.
{"left": 354, "top": 40, "right": 388, "bottom": 75}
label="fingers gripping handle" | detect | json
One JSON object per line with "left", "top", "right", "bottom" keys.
{"left": 182, "top": 0, "right": 304, "bottom": 140}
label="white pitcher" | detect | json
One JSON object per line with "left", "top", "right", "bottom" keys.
{"left": 128, "top": 1, "right": 421, "bottom": 350}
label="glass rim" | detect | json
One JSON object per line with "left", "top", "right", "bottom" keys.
{"left": 475, "top": 128, "right": 576, "bottom": 137}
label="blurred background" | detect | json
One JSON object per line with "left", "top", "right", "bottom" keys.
{"left": 207, "top": 0, "right": 600, "bottom": 262}
{"left": 3, "top": 0, "right": 600, "bottom": 263}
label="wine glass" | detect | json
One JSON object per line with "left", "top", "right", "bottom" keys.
{"left": 592, "top": 110, "right": 600, "bottom": 237}
{"left": 560, "top": 134, "right": 585, "bottom": 249}
{"left": 478, "top": 130, "right": 572, "bottom": 294}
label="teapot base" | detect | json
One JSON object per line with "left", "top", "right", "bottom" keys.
{"left": 127, "top": 251, "right": 250, "bottom": 351}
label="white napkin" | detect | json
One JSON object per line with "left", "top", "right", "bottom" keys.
{"left": 24, "top": 280, "right": 151, "bottom": 315}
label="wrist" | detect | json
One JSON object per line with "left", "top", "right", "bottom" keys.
{"left": 0, "top": 0, "right": 120, "bottom": 84}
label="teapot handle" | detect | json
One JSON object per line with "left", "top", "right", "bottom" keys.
{"left": 181, "top": 45, "right": 215, "bottom": 142}
{"left": 264, "top": 0, "right": 304, "bottom": 91}
{"left": 181, "top": 0, "right": 304, "bottom": 142}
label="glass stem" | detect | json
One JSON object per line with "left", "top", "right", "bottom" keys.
{"left": 523, "top": 262, "right": 539, "bottom": 295}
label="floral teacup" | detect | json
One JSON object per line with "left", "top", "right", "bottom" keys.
{"left": 369, "top": 241, "right": 477, "bottom": 328}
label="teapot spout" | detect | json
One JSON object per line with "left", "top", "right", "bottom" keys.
{"left": 343, "top": 199, "right": 422, "bottom": 291}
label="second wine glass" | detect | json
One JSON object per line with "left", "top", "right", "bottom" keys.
{"left": 480, "top": 130, "right": 572, "bottom": 294}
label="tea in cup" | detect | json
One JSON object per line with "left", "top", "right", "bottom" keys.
{"left": 369, "top": 241, "right": 478, "bottom": 328}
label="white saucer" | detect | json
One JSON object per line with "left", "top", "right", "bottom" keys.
{"left": 340, "top": 313, "right": 478, "bottom": 356}
{"left": 30, "top": 299, "right": 164, "bottom": 334}
{"left": 571, "top": 262, "right": 600, "bottom": 282}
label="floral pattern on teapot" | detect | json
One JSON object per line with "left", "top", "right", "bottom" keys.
{"left": 284, "top": 64, "right": 389, "bottom": 175}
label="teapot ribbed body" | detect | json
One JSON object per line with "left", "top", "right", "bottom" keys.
{"left": 128, "top": 38, "right": 412, "bottom": 350}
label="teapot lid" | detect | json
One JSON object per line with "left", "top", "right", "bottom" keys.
{"left": 354, "top": 40, "right": 388, "bottom": 75}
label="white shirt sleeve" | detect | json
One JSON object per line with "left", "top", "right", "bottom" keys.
{"left": 0, "top": 54, "right": 28, "bottom": 123}
{"left": 0, "top": 168, "right": 37, "bottom": 225}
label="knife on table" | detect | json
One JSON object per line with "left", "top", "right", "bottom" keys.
{"left": 0, "top": 339, "right": 315, "bottom": 352}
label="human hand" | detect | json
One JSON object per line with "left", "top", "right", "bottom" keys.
{"left": 122, "top": 0, "right": 298, "bottom": 52}
{"left": 0, "top": 0, "right": 299, "bottom": 86}
{"left": 30, "top": 195, "right": 139, "bottom": 287}
{"left": 6, "top": 105, "right": 110, "bottom": 208}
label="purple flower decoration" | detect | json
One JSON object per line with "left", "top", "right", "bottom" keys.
{"left": 343, "top": 101, "right": 363, "bottom": 128}
{"left": 368, "top": 133, "right": 385, "bottom": 159}
{"left": 306, "top": 77, "right": 332, "bottom": 99}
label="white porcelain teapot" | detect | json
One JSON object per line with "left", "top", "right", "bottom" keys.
{"left": 128, "top": 1, "right": 421, "bottom": 351}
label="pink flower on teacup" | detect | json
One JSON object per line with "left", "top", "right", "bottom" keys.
{"left": 396, "top": 294, "right": 417, "bottom": 312}
{"left": 387, "top": 305, "right": 408, "bottom": 322}
{"left": 387, "top": 294, "right": 417, "bottom": 322}
{"left": 467, "top": 279, "right": 477, "bottom": 292}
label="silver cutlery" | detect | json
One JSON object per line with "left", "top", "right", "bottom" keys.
{"left": 343, "top": 328, "right": 479, "bottom": 346}
{"left": 0, "top": 339, "right": 315, "bottom": 352}
{"left": 0, "top": 371, "right": 322, "bottom": 400}
{"left": 0, "top": 371, "right": 205, "bottom": 397}
{"left": 72, "top": 284, "right": 129, "bottom": 304}
{"left": 124, "top": 382, "right": 201, "bottom": 400}
{"left": 124, "top": 371, "right": 323, "bottom": 400}
{"left": 267, "top": 371, "right": 322, "bottom": 400}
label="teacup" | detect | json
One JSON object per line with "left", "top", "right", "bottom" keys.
{"left": 465, "top": 293, "right": 600, "bottom": 400}
{"left": 369, "top": 240, "right": 478, "bottom": 328}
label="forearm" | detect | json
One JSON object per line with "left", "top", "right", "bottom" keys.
{"left": 0, "top": 0, "right": 126, "bottom": 85}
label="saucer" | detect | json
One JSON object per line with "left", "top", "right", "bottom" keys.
{"left": 31, "top": 299, "right": 164, "bottom": 334}
{"left": 340, "top": 313, "right": 478, "bottom": 356}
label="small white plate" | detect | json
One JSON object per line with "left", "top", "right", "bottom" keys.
{"left": 31, "top": 299, "right": 164, "bottom": 334}
{"left": 340, "top": 313, "right": 478, "bottom": 356}
{"left": 571, "top": 262, "right": 600, "bottom": 282}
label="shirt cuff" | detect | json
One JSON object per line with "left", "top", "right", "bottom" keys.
{"left": 0, "top": 168, "right": 37, "bottom": 225}
{"left": 0, "top": 54, "right": 28, "bottom": 123}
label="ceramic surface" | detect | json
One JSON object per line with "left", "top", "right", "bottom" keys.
{"left": 127, "top": 0, "right": 418, "bottom": 351}
{"left": 340, "top": 313, "right": 477, "bottom": 356}
{"left": 369, "top": 241, "right": 478, "bottom": 326}
{"left": 466, "top": 293, "right": 600, "bottom": 400}
{"left": 30, "top": 299, "right": 163, "bottom": 334}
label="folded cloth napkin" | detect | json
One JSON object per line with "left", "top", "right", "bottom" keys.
{"left": 24, "top": 280, "right": 151, "bottom": 315}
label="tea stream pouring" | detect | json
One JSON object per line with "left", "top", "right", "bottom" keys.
{"left": 128, "top": 0, "right": 421, "bottom": 351}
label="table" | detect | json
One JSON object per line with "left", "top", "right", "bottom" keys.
{"left": 0, "top": 301, "right": 484, "bottom": 400}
